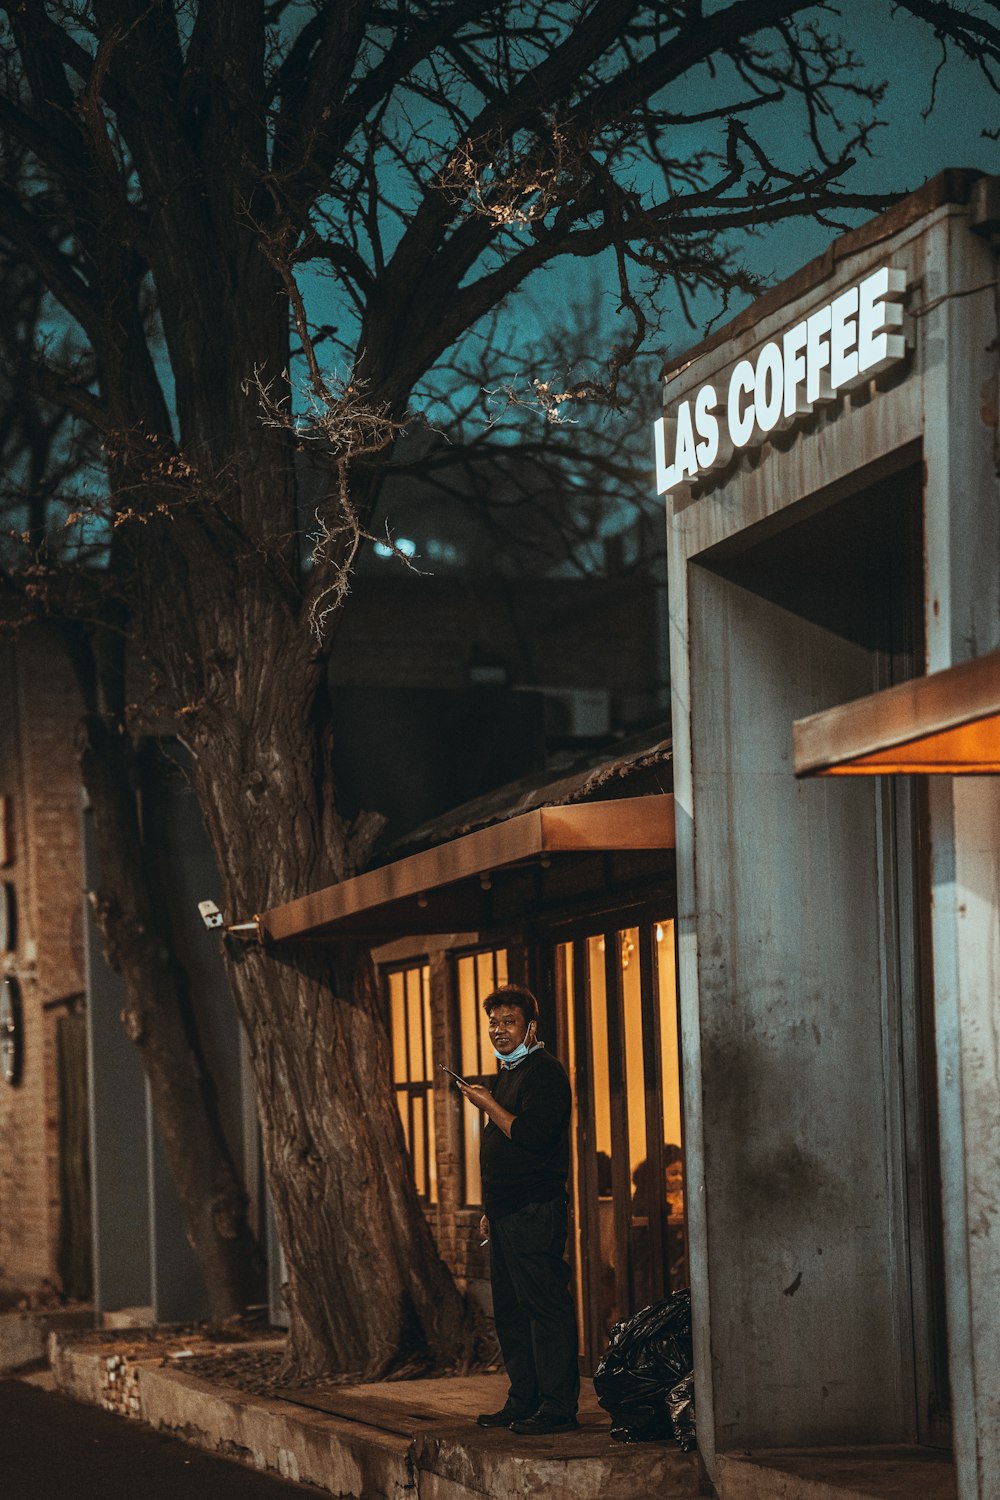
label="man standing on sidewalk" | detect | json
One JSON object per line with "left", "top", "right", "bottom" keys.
{"left": 458, "top": 983, "right": 580, "bottom": 1436}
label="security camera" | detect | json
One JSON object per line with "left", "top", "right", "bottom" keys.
{"left": 197, "top": 900, "right": 262, "bottom": 943}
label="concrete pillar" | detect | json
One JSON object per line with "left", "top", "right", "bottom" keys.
{"left": 923, "top": 217, "right": 1000, "bottom": 1500}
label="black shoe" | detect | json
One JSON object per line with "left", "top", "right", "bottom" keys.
{"left": 476, "top": 1407, "right": 524, "bottom": 1428}
{"left": 510, "top": 1412, "right": 579, "bottom": 1436}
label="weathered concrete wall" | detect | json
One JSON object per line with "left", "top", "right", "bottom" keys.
{"left": 931, "top": 777, "right": 1000, "bottom": 1500}
{"left": 686, "top": 564, "right": 911, "bottom": 1449}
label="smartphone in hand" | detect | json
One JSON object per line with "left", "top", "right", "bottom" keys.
{"left": 439, "top": 1064, "right": 469, "bottom": 1087}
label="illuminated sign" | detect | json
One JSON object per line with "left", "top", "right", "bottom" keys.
{"left": 654, "top": 267, "right": 907, "bottom": 495}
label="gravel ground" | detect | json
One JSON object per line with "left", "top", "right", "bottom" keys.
{"left": 66, "top": 1319, "right": 500, "bottom": 1399}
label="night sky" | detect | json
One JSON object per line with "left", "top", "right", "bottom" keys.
{"left": 500, "top": 3, "right": 999, "bottom": 396}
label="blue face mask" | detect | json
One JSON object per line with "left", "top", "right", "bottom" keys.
{"left": 492, "top": 1026, "right": 538, "bottom": 1066}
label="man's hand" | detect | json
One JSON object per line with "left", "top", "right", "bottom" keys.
{"left": 458, "top": 1079, "right": 516, "bottom": 1139}
{"left": 479, "top": 1213, "right": 490, "bottom": 1242}
{"left": 458, "top": 1082, "right": 494, "bottom": 1111}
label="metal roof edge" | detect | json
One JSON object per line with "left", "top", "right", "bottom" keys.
{"left": 659, "top": 167, "right": 987, "bottom": 389}
{"left": 260, "top": 792, "right": 676, "bottom": 943}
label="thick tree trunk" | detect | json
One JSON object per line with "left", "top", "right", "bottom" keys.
{"left": 174, "top": 604, "right": 467, "bottom": 1378}
{"left": 232, "top": 940, "right": 467, "bottom": 1379}
{"left": 78, "top": 713, "right": 263, "bottom": 1318}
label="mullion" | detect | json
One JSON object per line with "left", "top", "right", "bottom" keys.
{"left": 418, "top": 1087, "right": 426, "bottom": 1199}
{"left": 397, "top": 964, "right": 431, "bottom": 1201}
{"left": 406, "top": 969, "right": 420, "bottom": 1196}
{"left": 574, "top": 937, "right": 603, "bottom": 1371}
{"left": 604, "top": 928, "right": 633, "bottom": 1326}
{"left": 475, "top": 957, "right": 483, "bottom": 1076}
{"left": 671, "top": 920, "right": 689, "bottom": 1288}
{"left": 639, "top": 922, "right": 668, "bottom": 1301}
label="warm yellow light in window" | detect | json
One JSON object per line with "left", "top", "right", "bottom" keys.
{"left": 389, "top": 972, "right": 407, "bottom": 1084}
{"left": 456, "top": 946, "right": 508, "bottom": 1206}
{"left": 621, "top": 927, "right": 647, "bottom": 1191}
{"left": 587, "top": 937, "right": 612, "bottom": 1168}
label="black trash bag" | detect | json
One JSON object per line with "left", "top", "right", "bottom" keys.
{"left": 667, "top": 1371, "right": 697, "bottom": 1452}
{"left": 593, "top": 1288, "right": 695, "bottom": 1448}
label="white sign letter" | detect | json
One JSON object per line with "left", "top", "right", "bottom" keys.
{"left": 806, "top": 304, "right": 833, "bottom": 404}
{"left": 829, "top": 285, "right": 859, "bottom": 390}
{"left": 654, "top": 416, "right": 677, "bottom": 495}
{"left": 857, "top": 267, "right": 906, "bottom": 375}
{"left": 674, "top": 400, "right": 698, "bottom": 479}
{"left": 728, "top": 361, "right": 756, "bottom": 449}
{"left": 783, "top": 320, "right": 809, "bottom": 420}
{"left": 754, "top": 342, "right": 784, "bottom": 434}
{"left": 694, "top": 384, "right": 720, "bottom": 470}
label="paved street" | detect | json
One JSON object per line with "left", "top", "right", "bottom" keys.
{"left": 2, "top": 1377, "right": 315, "bottom": 1499}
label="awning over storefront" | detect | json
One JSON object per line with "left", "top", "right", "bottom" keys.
{"left": 793, "top": 650, "right": 1000, "bottom": 776}
{"left": 260, "top": 793, "right": 675, "bottom": 943}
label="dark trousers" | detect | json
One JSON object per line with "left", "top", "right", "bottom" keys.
{"left": 490, "top": 1197, "right": 580, "bottom": 1420}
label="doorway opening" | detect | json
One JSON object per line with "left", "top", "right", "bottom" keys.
{"left": 701, "top": 460, "right": 949, "bottom": 1447}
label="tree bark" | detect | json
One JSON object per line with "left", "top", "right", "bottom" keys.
{"left": 165, "top": 593, "right": 467, "bottom": 1378}
{"left": 78, "top": 711, "right": 263, "bottom": 1319}
{"left": 233, "top": 940, "right": 467, "bottom": 1379}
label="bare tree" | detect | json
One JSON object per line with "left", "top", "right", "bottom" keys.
{"left": 0, "top": 0, "right": 996, "bottom": 1379}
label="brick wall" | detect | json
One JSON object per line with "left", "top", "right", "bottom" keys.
{"left": 0, "top": 627, "right": 86, "bottom": 1296}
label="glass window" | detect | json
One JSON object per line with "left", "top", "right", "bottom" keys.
{"left": 386, "top": 962, "right": 437, "bottom": 1203}
{"left": 454, "top": 946, "right": 508, "bottom": 1205}
{"left": 556, "top": 916, "right": 687, "bottom": 1366}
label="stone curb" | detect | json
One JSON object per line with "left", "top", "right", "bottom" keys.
{"left": 139, "top": 1365, "right": 412, "bottom": 1497}
{"left": 48, "top": 1332, "right": 703, "bottom": 1499}
{"left": 0, "top": 1309, "right": 94, "bottom": 1374}
{"left": 50, "top": 1334, "right": 411, "bottom": 1497}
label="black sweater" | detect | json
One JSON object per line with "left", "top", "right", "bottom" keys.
{"left": 481, "top": 1047, "right": 572, "bottom": 1220}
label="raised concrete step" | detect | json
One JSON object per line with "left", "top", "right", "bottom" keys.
{"left": 50, "top": 1330, "right": 704, "bottom": 1499}
{"left": 717, "top": 1446, "right": 957, "bottom": 1500}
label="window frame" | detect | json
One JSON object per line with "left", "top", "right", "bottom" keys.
{"left": 383, "top": 957, "right": 437, "bottom": 1205}
{"left": 450, "top": 943, "right": 509, "bottom": 1207}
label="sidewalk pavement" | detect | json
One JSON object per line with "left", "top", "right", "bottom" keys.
{"left": 40, "top": 1326, "right": 960, "bottom": 1500}
{"left": 49, "top": 1327, "right": 705, "bottom": 1500}
{"left": 3, "top": 1373, "right": 323, "bottom": 1500}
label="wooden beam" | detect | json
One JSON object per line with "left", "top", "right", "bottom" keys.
{"left": 794, "top": 650, "right": 1000, "bottom": 777}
